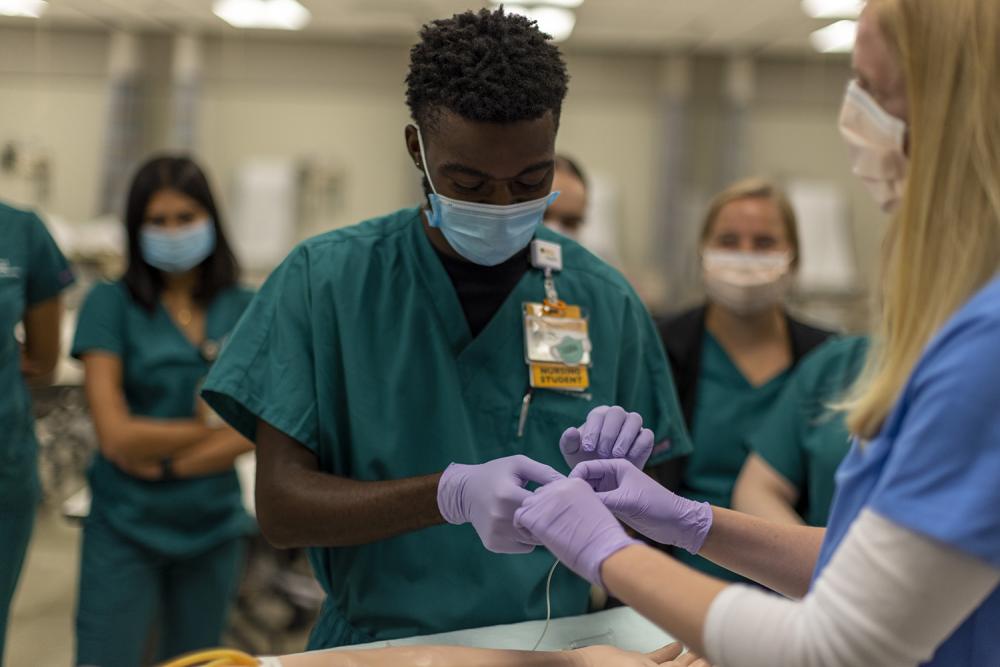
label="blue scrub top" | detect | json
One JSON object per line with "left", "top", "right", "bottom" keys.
{"left": 815, "top": 275, "right": 1000, "bottom": 666}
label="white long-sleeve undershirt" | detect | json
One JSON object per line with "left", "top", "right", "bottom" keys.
{"left": 704, "top": 509, "right": 1000, "bottom": 667}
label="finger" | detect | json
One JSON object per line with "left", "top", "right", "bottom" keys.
{"left": 512, "top": 502, "right": 536, "bottom": 535}
{"left": 514, "top": 523, "right": 541, "bottom": 545}
{"left": 627, "top": 428, "right": 655, "bottom": 468}
{"left": 579, "top": 406, "right": 610, "bottom": 452}
{"left": 646, "top": 642, "right": 684, "bottom": 663}
{"left": 488, "top": 538, "right": 535, "bottom": 555}
{"left": 611, "top": 412, "right": 643, "bottom": 458}
{"left": 673, "top": 652, "right": 708, "bottom": 666}
{"left": 506, "top": 486, "right": 541, "bottom": 544}
{"left": 569, "top": 459, "right": 622, "bottom": 487}
{"left": 514, "top": 458, "right": 566, "bottom": 486}
{"left": 580, "top": 405, "right": 610, "bottom": 452}
{"left": 559, "top": 427, "right": 583, "bottom": 456}
{"left": 597, "top": 406, "right": 628, "bottom": 457}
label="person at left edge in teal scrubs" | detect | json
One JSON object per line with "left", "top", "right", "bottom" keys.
{"left": 651, "top": 178, "right": 833, "bottom": 582}
{"left": 0, "top": 202, "right": 74, "bottom": 666}
{"left": 201, "top": 7, "right": 691, "bottom": 650}
{"left": 71, "top": 156, "right": 255, "bottom": 667}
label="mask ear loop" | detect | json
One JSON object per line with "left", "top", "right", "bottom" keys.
{"left": 414, "top": 124, "right": 440, "bottom": 196}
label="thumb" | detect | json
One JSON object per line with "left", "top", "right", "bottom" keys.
{"left": 512, "top": 500, "right": 536, "bottom": 534}
{"left": 514, "top": 457, "right": 566, "bottom": 486}
{"left": 647, "top": 643, "right": 685, "bottom": 664}
{"left": 559, "top": 427, "right": 583, "bottom": 455}
{"left": 569, "top": 458, "right": 628, "bottom": 485}
{"left": 508, "top": 487, "right": 542, "bottom": 545}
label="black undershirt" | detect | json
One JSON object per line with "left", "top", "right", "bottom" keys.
{"left": 433, "top": 244, "right": 532, "bottom": 338}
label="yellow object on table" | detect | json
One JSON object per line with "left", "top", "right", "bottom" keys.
{"left": 160, "top": 648, "right": 259, "bottom": 667}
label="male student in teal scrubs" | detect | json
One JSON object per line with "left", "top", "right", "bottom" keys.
{"left": 203, "top": 7, "right": 690, "bottom": 649}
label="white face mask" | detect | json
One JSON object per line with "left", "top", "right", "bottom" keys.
{"left": 838, "top": 80, "right": 909, "bottom": 213}
{"left": 703, "top": 249, "right": 793, "bottom": 316}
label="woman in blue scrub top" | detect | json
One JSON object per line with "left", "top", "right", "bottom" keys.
{"left": 72, "top": 156, "right": 255, "bottom": 667}
{"left": 0, "top": 202, "right": 74, "bottom": 666}
{"left": 511, "top": 0, "right": 1000, "bottom": 664}
{"left": 651, "top": 179, "right": 831, "bottom": 580}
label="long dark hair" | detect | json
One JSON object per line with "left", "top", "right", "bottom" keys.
{"left": 122, "top": 155, "right": 240, "bottom": 311}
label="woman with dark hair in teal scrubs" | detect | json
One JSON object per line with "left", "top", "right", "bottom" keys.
{"left": 72, "top": 156, "right": 255, "bottom": 667}
{"left": 0, "top": 202, "right": 74, "bottom": 666}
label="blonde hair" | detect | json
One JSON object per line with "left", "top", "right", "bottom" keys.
{"left": 844, "top": 0, "right": 1000, "bottom": 438}
{"left": 700, "top": 178, "right": 801, "bottom": 269}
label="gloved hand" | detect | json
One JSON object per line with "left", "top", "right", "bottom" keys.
{"left": 570, "top": 459, "right": 713, "bottom": 554}
{"left": 437, "top": 455, "right": 564, "bottom": 554}
{"left": 559, "top": 406, "right": 655, "bottom": 470}
{"left": 514, "top": 477, "right": 641, "bottom": 587}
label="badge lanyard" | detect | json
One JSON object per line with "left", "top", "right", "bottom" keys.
{"left": 518, "top": 240, "right": 593, "bottom": 437}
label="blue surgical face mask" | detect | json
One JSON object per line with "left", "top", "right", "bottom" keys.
{"left": 140, "top": 218, "right": 217, "bottom": 273}
{"left": 416, "top": 126, "right": 559, "bottom": 266}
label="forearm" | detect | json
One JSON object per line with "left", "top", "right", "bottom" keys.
{"left": 107, "top": 418, "right": 214, "bottom": 465}
{"left": 258, "top": 469, "right": 446, "bottom": 548}
{"left": 602, "top": 544, "right": 726, "bottom": 655}
{"left": 279, "top": 645, "right": 578, "bottom": 667}
{"left": 697, "top": 507, "right": 823, "bottom": 598}
{"left": 22, "top": 367, "right": 57, "bottom": 388}
{"left": 731, "top": 455, "right": 804, "bottom": 527}
{"left": 172, "top": 429, "right": 253, "bottom": 478}
{"left": 703, "top": 511, "right": 1000, "bottom": 667}
{"left": 731, "top": 485, "right": 804, "bottom": 526}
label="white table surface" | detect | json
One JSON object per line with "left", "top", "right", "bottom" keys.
{"left": 308, "top": 606, "right": 675, "bottom": 655}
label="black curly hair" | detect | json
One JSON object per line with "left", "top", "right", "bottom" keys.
{"left": 405, "top": 6, "right": 569, "bottom": 132}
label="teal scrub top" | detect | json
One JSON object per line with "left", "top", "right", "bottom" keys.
{"left": 677, "top": 331, "right": 790, "bottom": 580}
{"left": 71, "top": 281, "right": 255, "bottom": 557}
{"left": 747, "top": 336, "right": 869, "bottom": 526}
{"left": 0, "top": 204, "right": 74, "bottom": 508}
{"left": 202, "top": 206, "right": 692, "bottom": 648}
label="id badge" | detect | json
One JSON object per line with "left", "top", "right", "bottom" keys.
{"left": 523, "top": 302, "right": 591, "bottom": 392}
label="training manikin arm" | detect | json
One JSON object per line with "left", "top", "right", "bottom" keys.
{"left": 272, "top": 643, "right": 687, "bottom": 667}
{"left": 166, "top": 643, "right": 693, "bottom": 667}
{"left": 254, "top": 419, "right": 444, "bottom": 548}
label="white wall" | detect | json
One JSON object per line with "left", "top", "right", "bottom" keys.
{"left": 0, "top": 28, "right": 108, "bottom": 219}
{"left": 195, "top": 36, "right": 415, "bottom": 236}
{"left": 748, "top": 58, "right": 886, "bottom": 291}
{"left": 0, "top": 26, "right": 881, "bottom": 324}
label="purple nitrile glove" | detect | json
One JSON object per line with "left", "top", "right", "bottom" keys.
{"left": 570, "top": 459, "right": 713, "bottom": 554}
{"left": 437, "top": 455, "right": 565, "bottom": 554}
{"left": 559, "top": 406, "right": 655, "bottom": 470}
{"left": 514, "top": 477, "right": 641, "bottom": 587}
